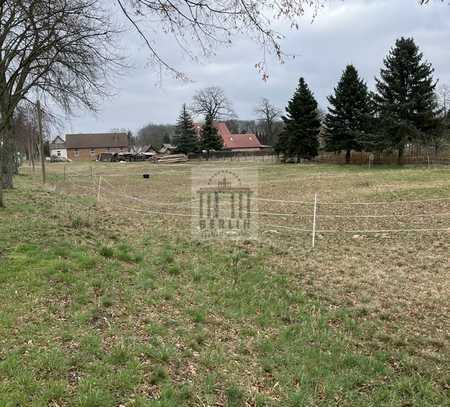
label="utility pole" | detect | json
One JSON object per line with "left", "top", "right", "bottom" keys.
{"left": 37, "top": 100, "right": 46, "bottom": 184}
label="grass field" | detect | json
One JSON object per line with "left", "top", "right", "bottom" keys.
{"left": 0, "top": 161, "right": 449, "bottom": 406}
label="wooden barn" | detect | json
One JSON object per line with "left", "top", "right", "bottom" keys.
{"left": 66, "top": 132, "right": 129, "bottom": 161}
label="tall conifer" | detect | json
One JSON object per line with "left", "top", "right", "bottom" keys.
{"left": 277, "top": 77, "right": 321, "bottom": 161}
{"left": 174, "top": 104, "right": 199, "bottom": 154}
{"left": 200, "top": 113, "right": 223, "bottom": 158}
{"left": 325, "top": 65, "right": 373, "bottom": 163}
{"left": 374, "top": 37, "right": 439, "bottom": 164}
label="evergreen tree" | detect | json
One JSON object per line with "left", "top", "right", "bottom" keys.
{"left": 374, "top": 37, "right": 440, "bottom": 164}
{"left": 200, "top": 113, "right": 223, "bottom": 158}
{"left": 277, "top": 77, "right": 321, "bottom": 161}
{"left": 174, "top": 104, "right": 199, "bottom": 154}
{"left": 324, "top": 65, "right": 373, "bottom": 164}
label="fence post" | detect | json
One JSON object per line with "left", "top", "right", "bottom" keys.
{"left": 63, "top": 164, "right": 66, "bottom": 182}
{"left": 97, "top": 176, "right": 102, "bottom": 203}
{"left": 312, "top": 193, "right": 318, "bottom": 249}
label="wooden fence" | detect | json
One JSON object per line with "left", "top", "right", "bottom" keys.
{"left": 316, "top": 151, "right": 450, "bottom": 165}
{"left": 189, "top": 147, "right": 450, "bottom": 165}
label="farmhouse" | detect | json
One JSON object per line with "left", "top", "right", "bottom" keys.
{"left": 214, "top": 122, "right": 267, "bottom": 152}
{"left": 194, "top": 122, "right": 268, "bottom": 152}
{"left": 49, "top": 136, "right": 67, "bottom": 159}
{"left": 66, "top": 132, "right": 129, "bottom": 161}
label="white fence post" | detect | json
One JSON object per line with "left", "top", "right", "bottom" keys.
{"left": 312, "top": 193, "right": 318, "bottom": 249}
{"left": 97, "top": 176, "right": 102, "bottom": 203}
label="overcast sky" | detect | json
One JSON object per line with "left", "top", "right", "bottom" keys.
{"left": 59, "top": 0, "right": 450, "bottom": 136}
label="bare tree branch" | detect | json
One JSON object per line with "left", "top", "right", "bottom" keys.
{"left": 118, "top": 0, "right": 327, "bottom": 79}
{"left": 191, "top": 86, "right": 235, "bottom": 120}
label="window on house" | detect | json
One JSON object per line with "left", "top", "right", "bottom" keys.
{"left": 57, "top": 151, "right": 61, "bottom": 157}
{"left": 74, "top": 149, "right": 79, "bottom": 157}
{"left": 90, "top": 148, "right": 95, "bottom": 155}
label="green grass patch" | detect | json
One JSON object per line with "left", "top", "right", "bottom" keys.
{"left": 0, "top": 164, "right": 448, "bottom": 406}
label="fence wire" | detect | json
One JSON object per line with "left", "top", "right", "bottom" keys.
{"left": 49, "top": 173, "right": 450, "bottom": 249}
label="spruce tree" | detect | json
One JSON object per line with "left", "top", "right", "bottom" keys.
{"left": 374, "top": 37, "right": 440, "bottom": 164}
{"left": 278, "top": 77, "right": 321, "bottom": 161}
{"left": 325, "top": 65, "right": 373, "bottom": 163}
{"left": 174, "top": 104, "right": 199, "bottom": 154}
{"left": 200, "top": 113, "right": 223, "bottom": 158}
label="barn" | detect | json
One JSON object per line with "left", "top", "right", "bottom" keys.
{"left": 66, "top": 132, "right": 130, "bottom": 161}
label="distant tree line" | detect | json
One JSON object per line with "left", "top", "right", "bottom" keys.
{"left": 135, "top": 124, "right": 175, "bottom": 149}
{"left": 276, "top": 37, "right": 450, "bottom": 164}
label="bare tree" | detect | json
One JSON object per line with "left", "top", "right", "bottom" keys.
{"left": 437, "top": 84, "right": 450, "bottom": 117}
{"left": 191, "top": 87, "right": 235, "bottom": 121}
{"left": 0, "top": 0, "right": 119, "bottom": 207}
{"left": 11, "top": 105, "right": 38, "bottom": 174}
{"left": 255, "top": 98, "right": 282, "bottom": 145}
{"left": 429, "top": 84, "right": 450, "bottom": 155}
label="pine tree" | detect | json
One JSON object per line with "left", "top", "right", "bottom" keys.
{"left": 324, "top": 65, "right": 373, "bottom": 164}
{"left": 277, "top": 77, "right": 321, "bottom": 161}
{"left": 174, "top": 104, "right": 199, "bottom": 154}
{"left": 374, "top": 37, "right": 440, "bottom": 164}
{"left": 200, "top": 113, "right": 223, "bottom": 158}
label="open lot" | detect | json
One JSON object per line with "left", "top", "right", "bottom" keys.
{"left": 0, "top": 161, "right": 449, "bottom": 406}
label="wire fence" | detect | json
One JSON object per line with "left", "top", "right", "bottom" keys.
{"left": 45, "top": 166, "right": 450, "bottom": 249}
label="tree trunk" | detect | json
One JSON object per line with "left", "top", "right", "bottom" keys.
{"left": 434, "top": 142, "right": 439, "bottom": 157}
{"left": 0, "top": 148, "right": 3, "bottom": 208}
{"left": 12, "top": 135, "right": 19, "bottom": 175}
{"left": 1, "top": 127, "right": 14, "bottom": 189}
{"left": 398, "top": 144, "right": 405, "bottom": 166}
{"left": 29, "top": 136, "right": 35, "bottom": 173}
{"left": 345, "top": 149, "right": 351, "bottom": 164}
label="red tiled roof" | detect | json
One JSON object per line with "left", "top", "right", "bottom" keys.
{"left": 214, "top": 122, "right": 263, "bottom": 150}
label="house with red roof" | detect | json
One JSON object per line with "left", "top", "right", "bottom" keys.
{"left": 194, "top": 122, "right": 269, "bottom": 152}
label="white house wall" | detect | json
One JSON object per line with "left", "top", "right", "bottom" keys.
{"left": 50, "top": 148, "right": 68, "bottom": 159}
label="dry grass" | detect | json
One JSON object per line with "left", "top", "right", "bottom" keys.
{"left": 3, "top": 160, "right": 448, "bottom": 406}
{"left": 28, "top": 161, "right": 450, "bottom": 352}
